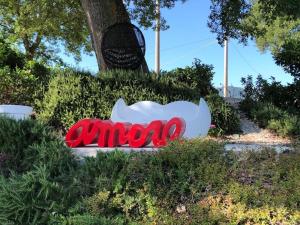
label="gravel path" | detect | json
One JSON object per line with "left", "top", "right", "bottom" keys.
{"left": 219, "top": 98, "right": 292, "bottom": 151}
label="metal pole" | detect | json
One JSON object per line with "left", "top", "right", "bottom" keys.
{"left": 223, "top": 39, "right": 229, "bottom": 97}
{"left": 155, "top": 0, "right": 160, "bottom": 74}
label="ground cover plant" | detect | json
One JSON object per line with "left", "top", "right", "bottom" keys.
{"left": 0, "top": 117, "right": 299, "bottom": 225}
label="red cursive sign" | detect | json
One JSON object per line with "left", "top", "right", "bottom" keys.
{"left": 65, "top": 117, "right": 186, "bottom": 148}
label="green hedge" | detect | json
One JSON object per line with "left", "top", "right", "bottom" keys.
{"left": 37, "top": 69, "right": 197, "bottom": 129}
{"left": 37, "top": 68, "right": 239, "bottom": 135}
{"left": 0, "top": 40, "right": 50, "bottom": 105}
{"left": 0, "top": 62, "right": 50, "bottom": 106}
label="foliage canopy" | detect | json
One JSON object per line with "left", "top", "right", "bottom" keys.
{"left": 208, "top": 0, "right": 300, "bottom": 78}
{"left": 0, "top": 0, "right": 187, "bottom": 62}
{"left": 0, "top": 0, "right": 91, "bottom": 61}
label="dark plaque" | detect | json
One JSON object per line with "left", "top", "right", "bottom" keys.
{"left": 101, "top": 23, "right": 146, "bottom": 70}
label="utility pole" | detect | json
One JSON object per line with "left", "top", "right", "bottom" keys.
{"left": 223, "top": 39, "right": 229, "bottom": 97}
{"left": 155, "top": 0, "right": 160, "bottom": 74}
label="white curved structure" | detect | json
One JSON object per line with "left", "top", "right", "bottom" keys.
{"left": 111, "top": 98, "right": 211, "bottom": 138}
{"left": 0, "top": 105, "right": 33, "bottom": 120}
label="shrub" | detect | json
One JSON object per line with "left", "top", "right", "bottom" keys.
{"left": 268, "top": 115, "right": 300, "bottom": 137}
{"left": 0, "top": 118, "right": 300, "bottom": 224}
{"left": 0, "top": 61, "right": 50, "bottom": 106}
{"left": 37, "top": 69, "right": 198, "bottom": 130}
{"left": 0, "top": 116, "right": 76, "bottom": 176}
{"left": 176, "top": 194, "right": 300, "bottom": 225}
{"left": 245, "top": 102, "right": 300, "bottom": 137}
{"left": 250, "top": 102, "right": 283, "bottom": 128}
{"left": 73, "top": 140, "right": 229, "bottom": 222}
{"left": 0, "top": 39, "right": 51, "bottom": 106}
{"left": 163, "top": 58, "right": 217, "bottom": 96}
{"left": 50, "top": 143, "right": 300, "bottom": 224}
{"left": 0, "top": 117, "right": 79, "bottom": 225}
{"left": 0, "top": 67, "right": 37, "bottom": 105}
{"left": 0, "top": 165, "right": 78, "bottom": 225}
{"left": 49, "top": 214, "right": 123, "bottom": 225}
{"left": 206, "top": 93, "right": 240, "bottom": 136}
{"left": 240, "top": 75, "right": 300, "bottom": 137}
{"left": 240, "top": 75, "right": 300, "bottom": 114}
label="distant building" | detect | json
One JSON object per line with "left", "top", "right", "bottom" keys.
{"left": 217, "top": 86, "right": 244, "bottom": 99}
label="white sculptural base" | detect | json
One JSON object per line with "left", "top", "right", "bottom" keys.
{"left": 111, "top": 98, "right": 212, "bottom": 138}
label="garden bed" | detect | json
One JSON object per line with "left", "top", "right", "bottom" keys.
{"left": 0, "top": 116, "right": 299, "bottom": 225}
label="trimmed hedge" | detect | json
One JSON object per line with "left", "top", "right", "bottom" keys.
{"left": 0, "top": 62, "right": 50, "bottom": 106}
{"left": 37, "top": 68, "right": 240, "bottom": 135}
{"left": 37, "top": 69, "right": 198, "bottom": 130}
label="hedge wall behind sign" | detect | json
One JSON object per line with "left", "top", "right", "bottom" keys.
{"left": 37, "top": 65, "right": 239, "bottom": 135}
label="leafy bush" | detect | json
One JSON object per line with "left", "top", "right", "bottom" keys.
{"left": 0, "top": 117, "right": 79, "bottom": 225}
{"left": 49, "top": 214, "right": 123, "bottom": 225}
{"left": 0, "top": 67, "right": 37, "bottom": 105}
{"left": 268, "top": 115, "right": 300, "bottom": 137}
{"left": 240, "top": 75, "right": 300, "bottom": 114}
{"left": 51, "top": 139, "right": 229, "bottom": 224}
{"left": 242, "top": 102, "right": 300, "bottom": 137}
{"left": 163, "top": 59, "right": 217, "bottom": 96}
{"left": 37, "top": 69, "right": 198, "bottom": 130}
{"left": 37, "top": 68, "right": 240, "bottom": 135}
{"left": 49, "top": 144, "right": 300, "bottom": 225}
{"left": 79, "top": 140, "right": 227, "bottom": 204}
{"left": 0, "top": 116, "right": 76, "bottom": 176}
{"left": 0, "top": 61, "right": 50, "bottom": 106}
{"left": 206, "top": 93, "right": 240, "bottom": 136}
{"left": 176, "top": 194, "right": 300, "bottom": 225}
{"left": 0, "top": 165, "right": 78, "bottom": 225}
{"left": 250, "top": 102, "right": 283, "bottom": 128}
{"left": 0, "top": 39, "right": 51, "bottom": 105}
{"left": 240, "top": 75, "right": 300, "bottom": 137}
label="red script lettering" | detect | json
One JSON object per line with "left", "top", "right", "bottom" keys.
{"left": 65, "top": 117, "right": 186, "bottom": 148}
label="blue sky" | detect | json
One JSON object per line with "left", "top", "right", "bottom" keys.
{"left": 62, "top": 0, "right": 294, "bottom": 87}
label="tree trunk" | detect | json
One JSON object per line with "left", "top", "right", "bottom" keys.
{"left": 80, "top": 0, "right": 149, "bottom": 73}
